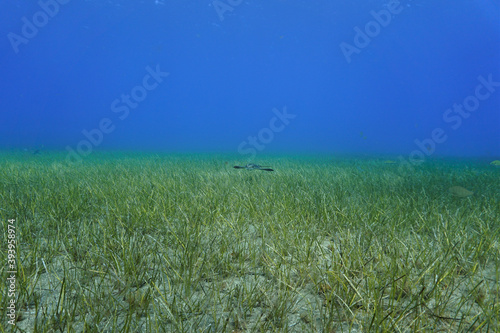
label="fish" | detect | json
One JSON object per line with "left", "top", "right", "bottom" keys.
{"left": 449, "top": 186, "right": 473, "bottom": 198}
{"left": 233, "top": 164, "right": 274, "bottom": 172}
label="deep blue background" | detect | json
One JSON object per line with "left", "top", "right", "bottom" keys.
{"left": 1, "top": 0, "right": 499, "bottom": 158}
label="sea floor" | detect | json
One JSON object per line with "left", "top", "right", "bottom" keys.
{"left": 1, "top": 151, "right": 499, "bottom": 332}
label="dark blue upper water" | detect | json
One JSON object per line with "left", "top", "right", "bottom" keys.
{"left": 1, "top": 0, "right": 499, "bottom": 160}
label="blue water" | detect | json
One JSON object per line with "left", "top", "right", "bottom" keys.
{"left": 1, "top": 0, "right": 499, "bottom": 161}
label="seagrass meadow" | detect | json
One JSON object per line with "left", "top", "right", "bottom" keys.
{"left": 1, "top": 151, "right": 499, "bottom": 332}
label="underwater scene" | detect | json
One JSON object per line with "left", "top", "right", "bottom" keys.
{"left": 1, "top": 0, "right": 499, "bottom": 332}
